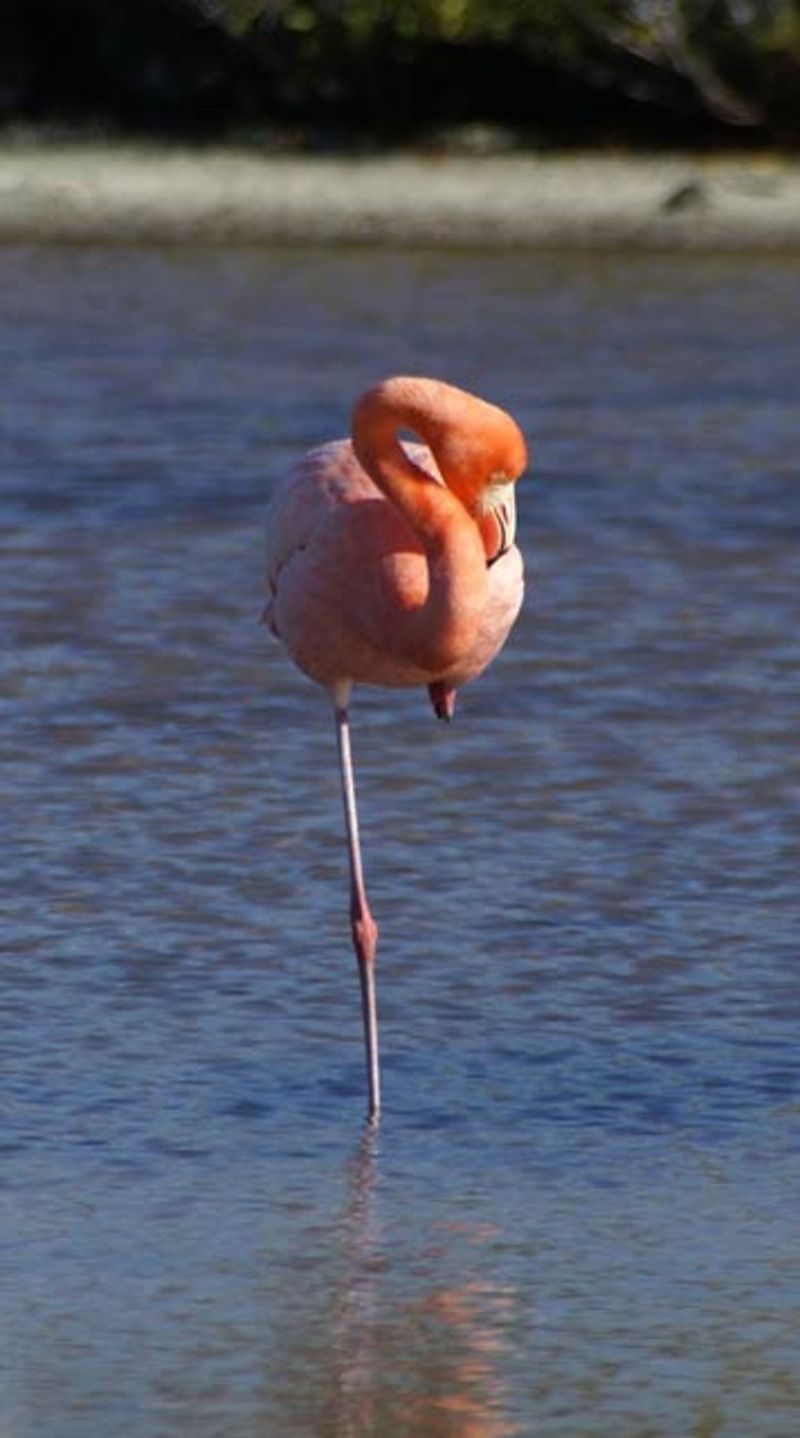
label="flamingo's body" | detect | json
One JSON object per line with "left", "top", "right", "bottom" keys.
{"left": 264, "top": 377, "right": 528, "bottom": 1120}
{"left": 265, "top": 438, "right": 523, "bottom": 694}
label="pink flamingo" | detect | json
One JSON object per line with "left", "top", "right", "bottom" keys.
{"left": 264, "top": 377, "right": 527, "bottom": 1122}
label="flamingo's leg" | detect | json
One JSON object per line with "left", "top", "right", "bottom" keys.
{"left": 333, "top": 689, "right": 381, "bottom": 1123}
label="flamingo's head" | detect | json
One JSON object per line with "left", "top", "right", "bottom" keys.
{"left": 434, "top": 402, "right": 528, "bottom": 563}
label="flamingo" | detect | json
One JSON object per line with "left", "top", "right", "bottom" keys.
{"left": 264, "top": 376, "right": 528, "bottom": 1122}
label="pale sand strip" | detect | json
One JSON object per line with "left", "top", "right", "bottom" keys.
{"left": 1, "top": 145, "right": 800, "bottom": 248}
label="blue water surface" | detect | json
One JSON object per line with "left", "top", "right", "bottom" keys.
{"left": 2, "top": 243, "right": 800, "bottom": 1437}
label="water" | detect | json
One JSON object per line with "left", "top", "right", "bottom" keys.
{"left": 2, "top": 242, "right": 800, "bottom": 1437}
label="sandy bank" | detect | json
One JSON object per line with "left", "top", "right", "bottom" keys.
{"left": 1, "top": 145, "right": 800, "bottom": 249}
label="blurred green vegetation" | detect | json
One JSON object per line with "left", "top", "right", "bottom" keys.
{"left": 2, "top": 0, "right": 799, "bottom": 146}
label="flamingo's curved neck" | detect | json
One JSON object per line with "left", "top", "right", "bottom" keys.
{"left": 351, "top": 379, "right": 488, "bottom": 672}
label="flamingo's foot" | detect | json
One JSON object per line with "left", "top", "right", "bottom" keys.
{"left": 427, "top": 681, "right": 457, "bottom": 722}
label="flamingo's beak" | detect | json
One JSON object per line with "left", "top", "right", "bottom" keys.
{"left": 479, "top": 477, "right": 517, "bottom": 561}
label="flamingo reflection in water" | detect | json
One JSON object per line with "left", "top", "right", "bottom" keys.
{"left": 327, "top": 1135, "right": 520, "bottom": 1438}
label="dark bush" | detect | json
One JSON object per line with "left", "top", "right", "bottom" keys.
{"left": 2, "top": 0, "right": 799, "bottom": 146}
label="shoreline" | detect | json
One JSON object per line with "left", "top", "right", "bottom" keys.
{"left": 2, "top": 144, "right": 800, "bottom": 249}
